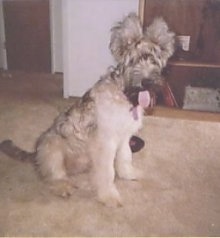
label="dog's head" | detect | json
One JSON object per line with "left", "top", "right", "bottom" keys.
{"left": 109, "top": 13, "right": 175, "bottom": 93}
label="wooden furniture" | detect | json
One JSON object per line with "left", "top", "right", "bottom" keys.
{"left": 141, "top": 0, "right": 220, "bottom": 108}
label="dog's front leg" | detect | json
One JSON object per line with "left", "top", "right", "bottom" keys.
{"left": 116, "top": 137, "right": 143, "bottom": 180}
{"left": 90, "top": 138, "right": 122, "bottom": 207}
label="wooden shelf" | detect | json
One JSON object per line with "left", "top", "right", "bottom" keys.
{"left": 168, "top": 60, "right": 220, "bottom": 69}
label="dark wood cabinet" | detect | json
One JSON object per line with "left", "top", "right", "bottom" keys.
{"left": 142, "top": 0, "right": 220, "bottom": 108}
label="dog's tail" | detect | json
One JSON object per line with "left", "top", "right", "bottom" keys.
{"left": 0, "top": 140, "right": 36, "bottom": 162}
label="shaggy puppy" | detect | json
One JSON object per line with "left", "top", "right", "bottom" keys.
{"left": 0, "top": 13, "right": 175, "bottom": 207}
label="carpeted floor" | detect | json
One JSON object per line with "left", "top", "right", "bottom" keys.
{"left": 0, "top": 71, "right": 220, "bottom": 236}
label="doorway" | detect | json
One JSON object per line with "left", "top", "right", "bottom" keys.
{"left": 3, "top": 0, "right": 51, "bottom": 72}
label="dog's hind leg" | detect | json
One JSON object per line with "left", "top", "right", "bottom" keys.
{"left": 116, "top": 137, "right": 143, "bottom": 180}
{"left": 90, "top": 138, "right": 122, "bottom": 207}
{"left": 36, "top": 147, "right": 75, "bottom": 198}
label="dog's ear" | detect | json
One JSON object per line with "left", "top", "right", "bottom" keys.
{"left": 109, "top": 12, "right": 143, "bottom": 63}
{"left": 144, "top": 17, "right": 176, "bottom": 64}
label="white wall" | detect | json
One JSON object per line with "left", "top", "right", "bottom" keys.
{"left": 63, "top": 0, "right": 139, "bottom": 97}
{"left": 0, "top": 0, "right": 7, "bottom": 69}
{"left": 50, "top": 0, "right": 63, "bottom": 73}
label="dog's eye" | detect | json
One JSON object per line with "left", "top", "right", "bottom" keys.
{"left": 150, "top": 57, "right": 157, "bottom": 65}
{"left": 129, "top": 58, "right": 134, "bottom": 65}
{"left": 142, "top": 54, "right": 149, "bottom": 60}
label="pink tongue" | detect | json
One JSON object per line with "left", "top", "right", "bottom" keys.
{"left": 138, "top": 90, "right": 150, "bottom": 108}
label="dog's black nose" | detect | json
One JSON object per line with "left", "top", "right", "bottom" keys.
{"left": 141, "top": 78, "right": 154, "bottom": 89}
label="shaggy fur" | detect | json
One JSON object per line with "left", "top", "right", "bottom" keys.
{"left": 0, "top": 13, "right": 175, "bottom": 207}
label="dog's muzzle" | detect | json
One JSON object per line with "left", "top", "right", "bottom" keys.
{"left": 141, "top": 78, "right": 164, "bottom": 93}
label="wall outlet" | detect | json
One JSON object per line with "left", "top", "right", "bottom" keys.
{"left": 177, "top": 35, "right": 190, "bottom": 51}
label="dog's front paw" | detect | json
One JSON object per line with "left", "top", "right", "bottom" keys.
{"left": 97, "top": 187, "right": 122, "bottom": 208}
{"left": 117, "top": 165, "right": 143, "bottom": 180}
{"left": 49, "top": 179, "right": 76, "bottom": 198}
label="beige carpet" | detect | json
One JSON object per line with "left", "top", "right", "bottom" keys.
{"left": 0, "top": 93, "right": 220, "bottom": 236}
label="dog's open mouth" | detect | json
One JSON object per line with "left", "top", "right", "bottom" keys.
{"left": 124, "top": 86, "right": 156, "bottom": 109}
{"left": 138, "top": 90, "right": 151, "bottom": 108}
